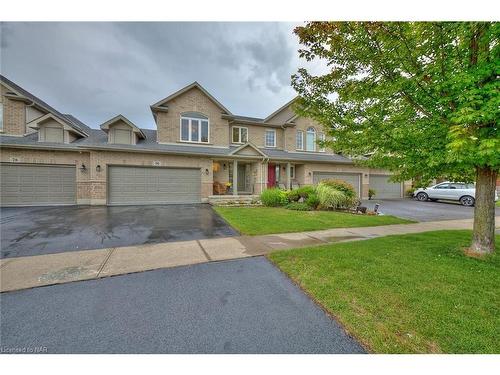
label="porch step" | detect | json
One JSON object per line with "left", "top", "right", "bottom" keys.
{"left": 208, "top": 195, "right": 261, "bottom": 206}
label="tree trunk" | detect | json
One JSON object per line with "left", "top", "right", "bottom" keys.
{"left": 470, "top": 166, "right": 497, "bottom": 254}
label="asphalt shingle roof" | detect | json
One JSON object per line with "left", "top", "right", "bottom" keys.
{"left": 0, "top": 75, "right": 87, "bottom": 135}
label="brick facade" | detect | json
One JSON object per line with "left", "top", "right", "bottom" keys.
{"left": 1, "top": 85, "right": 26, "bottom": 136}
{"left": 155, "top": 87, "right": 230, "bottom": 146}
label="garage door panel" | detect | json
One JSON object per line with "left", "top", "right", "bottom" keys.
{"left": 369, "top": 175, "right": 402, "bottom": 199}
{"left": 1, "top": 163, "right": 76, "bottom": 206}
{"left": 313, "top": 172, "right": 361, "bottom": 197}
{"left": 108, "top": 166, "right": 201, "bottom": 205}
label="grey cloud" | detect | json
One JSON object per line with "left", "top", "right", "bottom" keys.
{"left": 0, "top": 22, "right": 305, "bottom": 129}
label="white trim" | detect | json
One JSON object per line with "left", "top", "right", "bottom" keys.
{"left": 0, "top": 103, "right": 3, "bottom": 131}
{"left": 231, "top": 126, "right": 249, "bottom": 144}
{"left": 296, "top": 130, "right": 304, "bottom": 150}
{"left": 179, "top": 115, "right": 210, "bottom": 144}
{"left": 264, "top": 128, "right": 276, "bottom": 148}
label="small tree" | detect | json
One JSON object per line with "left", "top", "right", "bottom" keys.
{"left": 292, "top": 22, "right": 499, "bottom": 254}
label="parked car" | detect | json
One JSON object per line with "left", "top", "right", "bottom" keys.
{"left": 413, "top": 182, "right": 499, "bottom": 206}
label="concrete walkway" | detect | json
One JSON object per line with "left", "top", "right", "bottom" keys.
{"left": 1, "top": 217, "right": 498, "bottom": 292}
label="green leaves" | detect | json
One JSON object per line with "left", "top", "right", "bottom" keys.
{"left": 293, "top": 22, "right": 499, "bottom": 182}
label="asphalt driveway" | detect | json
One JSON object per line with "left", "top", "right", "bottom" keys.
{"left": 0, "top": 204, "right": 238, "bottom": 258}
{"left": 0, "top": 257, "right": 364, "bottom": 354}
{"left": 362, "top": 198, "right": 500, "bottom": 222}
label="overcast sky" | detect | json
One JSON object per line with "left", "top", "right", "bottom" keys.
{"left": 0, "top": 22, "right": 324, "bottom": 129}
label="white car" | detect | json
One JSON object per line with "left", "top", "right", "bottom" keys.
{"left": 413, "top": 181, "right": 499, "bottom": 206}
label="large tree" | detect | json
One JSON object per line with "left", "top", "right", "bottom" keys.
{"left": 292, "top": 22, "right": 499, "bottom": 254}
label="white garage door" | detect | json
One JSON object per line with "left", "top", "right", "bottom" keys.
{"left": 0, "top": 163, "right": 76, "bottom": 206}
{"left": 369, "top": 175, "right": 402, "bottom": 199}
{"left": 313, "top": 172, "right": 361, "bottom": 197}
{"left": 108, "top": 166, "right": 201, "bottom": 205}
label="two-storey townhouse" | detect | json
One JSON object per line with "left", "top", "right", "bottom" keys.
{"left": 0, "top": 76, "right": 409, "bottom": 206}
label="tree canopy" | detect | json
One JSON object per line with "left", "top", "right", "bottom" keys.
{"left": 292, "top": 22, "right": 499, "bottom": 185}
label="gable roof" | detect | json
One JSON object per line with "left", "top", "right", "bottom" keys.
{"left": 0, "top": 74, "right": 88, "bottom": 137}
{"left": 100, "top": 114, "right": 146, "bottom": 139}
{"left": 151, "top": 81, "right": 232, "bottom": 115}
{"left": 228, "top": 142, "right": 267, "bottom": 157}
{"left": 263, "top": 96, "right": 299, "bottom": 123}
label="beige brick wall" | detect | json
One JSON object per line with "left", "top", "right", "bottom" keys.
{"left": 1, "top": 84, "right": 26, "bottom": 136}
{"left": 155, "top": 87, "right": 230, "bottom": 146}
{"left": 231, "top": 123, "right": 284, "bottom": 149}
{"left": 284, "top": 116, "right": 331, "bottom": 152}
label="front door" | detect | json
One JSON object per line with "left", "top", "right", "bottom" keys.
{"left": 237, "top": 164, "right": 246, "bottom": 192}
{"left": 267, "top": 164, "right": 276, "bottom": 188}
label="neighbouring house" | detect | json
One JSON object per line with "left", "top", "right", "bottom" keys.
{"left": 0, "top": 75, "right": 410, "bottom": 206}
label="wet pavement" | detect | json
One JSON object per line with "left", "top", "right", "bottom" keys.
{"left": 362, "top": 198, "right": 500, "bottom": 222}
{"left": 0, "top": 204, "right": 238, "bottom": 258}
{"left": 0, "top": 257, "right": 365, "bottom": 353}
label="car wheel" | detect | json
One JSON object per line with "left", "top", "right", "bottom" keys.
{"left": 416, "top": 192, "right": 428, "bottom": 201}
{"left": 460, "top": 196, "right": 475, "bottom": 206}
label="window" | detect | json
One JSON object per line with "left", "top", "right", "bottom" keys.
{"left": 296, "top": 130, "right": 303, "bottom": 150}
{"left": 290, "top": 165, "right": 295, "bottom": 179}
{"left": 306, "top": 127, "right": 316, "bottom": 151}
{"left": 434, "top": 183, "right": 450, "bottom": 189}
{"left": 265, "top": 129, "right": 276, "bottom": 147}
{"left": 0, "top": 103, "right": 3, "bottom": 130}
{"left": 232, "top": 126, "right": 248, "bottom": 144}
{"left": 180, "top": 114, "right": 209, "bottom": 143}
{"left": 318, "top": 133, "right": 326, "bottom": 152}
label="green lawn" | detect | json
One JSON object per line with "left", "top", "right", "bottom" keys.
{"left": 214, "top": 206, "right": 413, "bottom": 235}
{"left": 496, "top": 201, "right": 500, "bottom": 207}
{"left": 268, "top": 230, "right": 500, "bottom": 353}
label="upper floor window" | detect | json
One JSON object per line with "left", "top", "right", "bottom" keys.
{"left": 265, "top": 129, "right": 276, "bottom": 147}
{"left": 306, "top": 127, "right": 316, "bottom": 151}
{"left": 0, "top": 103, "right": 3, "bottom": 131}
{"left": 296, "top": 130, "right": 303, "bottom": 150}
{"left": 232, "top": 126, "right": 248, "bottom": 144}
{"left": 318, "top": 132, "right": 326, "bottom": 152}
{"left": 180, "top": 112, "right": 209, "bottom": 143}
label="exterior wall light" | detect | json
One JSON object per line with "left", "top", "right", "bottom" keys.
{"left": 205, "top": 168, "right": 210, "bottom": 175}
{"left": 96, "top": 165, "right": 102, "bottom": 172}
{"left": 79, "top": 163, "right": 87, "bottom": 172}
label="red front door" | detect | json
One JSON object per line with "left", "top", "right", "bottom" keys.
{"left": 267, "top": 164, "right": 276, "bottom": 188}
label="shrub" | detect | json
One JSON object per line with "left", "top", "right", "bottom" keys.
{"left": 296, "top": 185, "right": 316, "bottom": 199}
{"left": 286, "top": 185, "right": 316, "bottom": 202}
{"left": 406, "top": 187, "right": 416, "bottom": 197}
{"left": 305, "top": 193, "right": 320, "bottom": 209}
{"left": 368, "top": 188, "right": 376, "bottom": 199}
{"left": 320, "top": 179, "right": 356, "bottom": 199}
{"left": 286, "top": 189, "right": 301, "bottom": 202}
{"left": 316, "top": 183, "right": 357, "bottom": 209}
{"left": 285, "top": 202, "right": 311, "bottom": 211}
{"left": 260, "top": 188, "right": 288, "bottom": 207}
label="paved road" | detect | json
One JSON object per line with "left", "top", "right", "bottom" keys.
{"left": 0, "top": 204, "right": 238, "bottom": 258}
{"left": 362, "top": 198, "right": 500, "bottom": 222}
{"left": 0, "top": 257, "right": 364, "bottom": 354}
